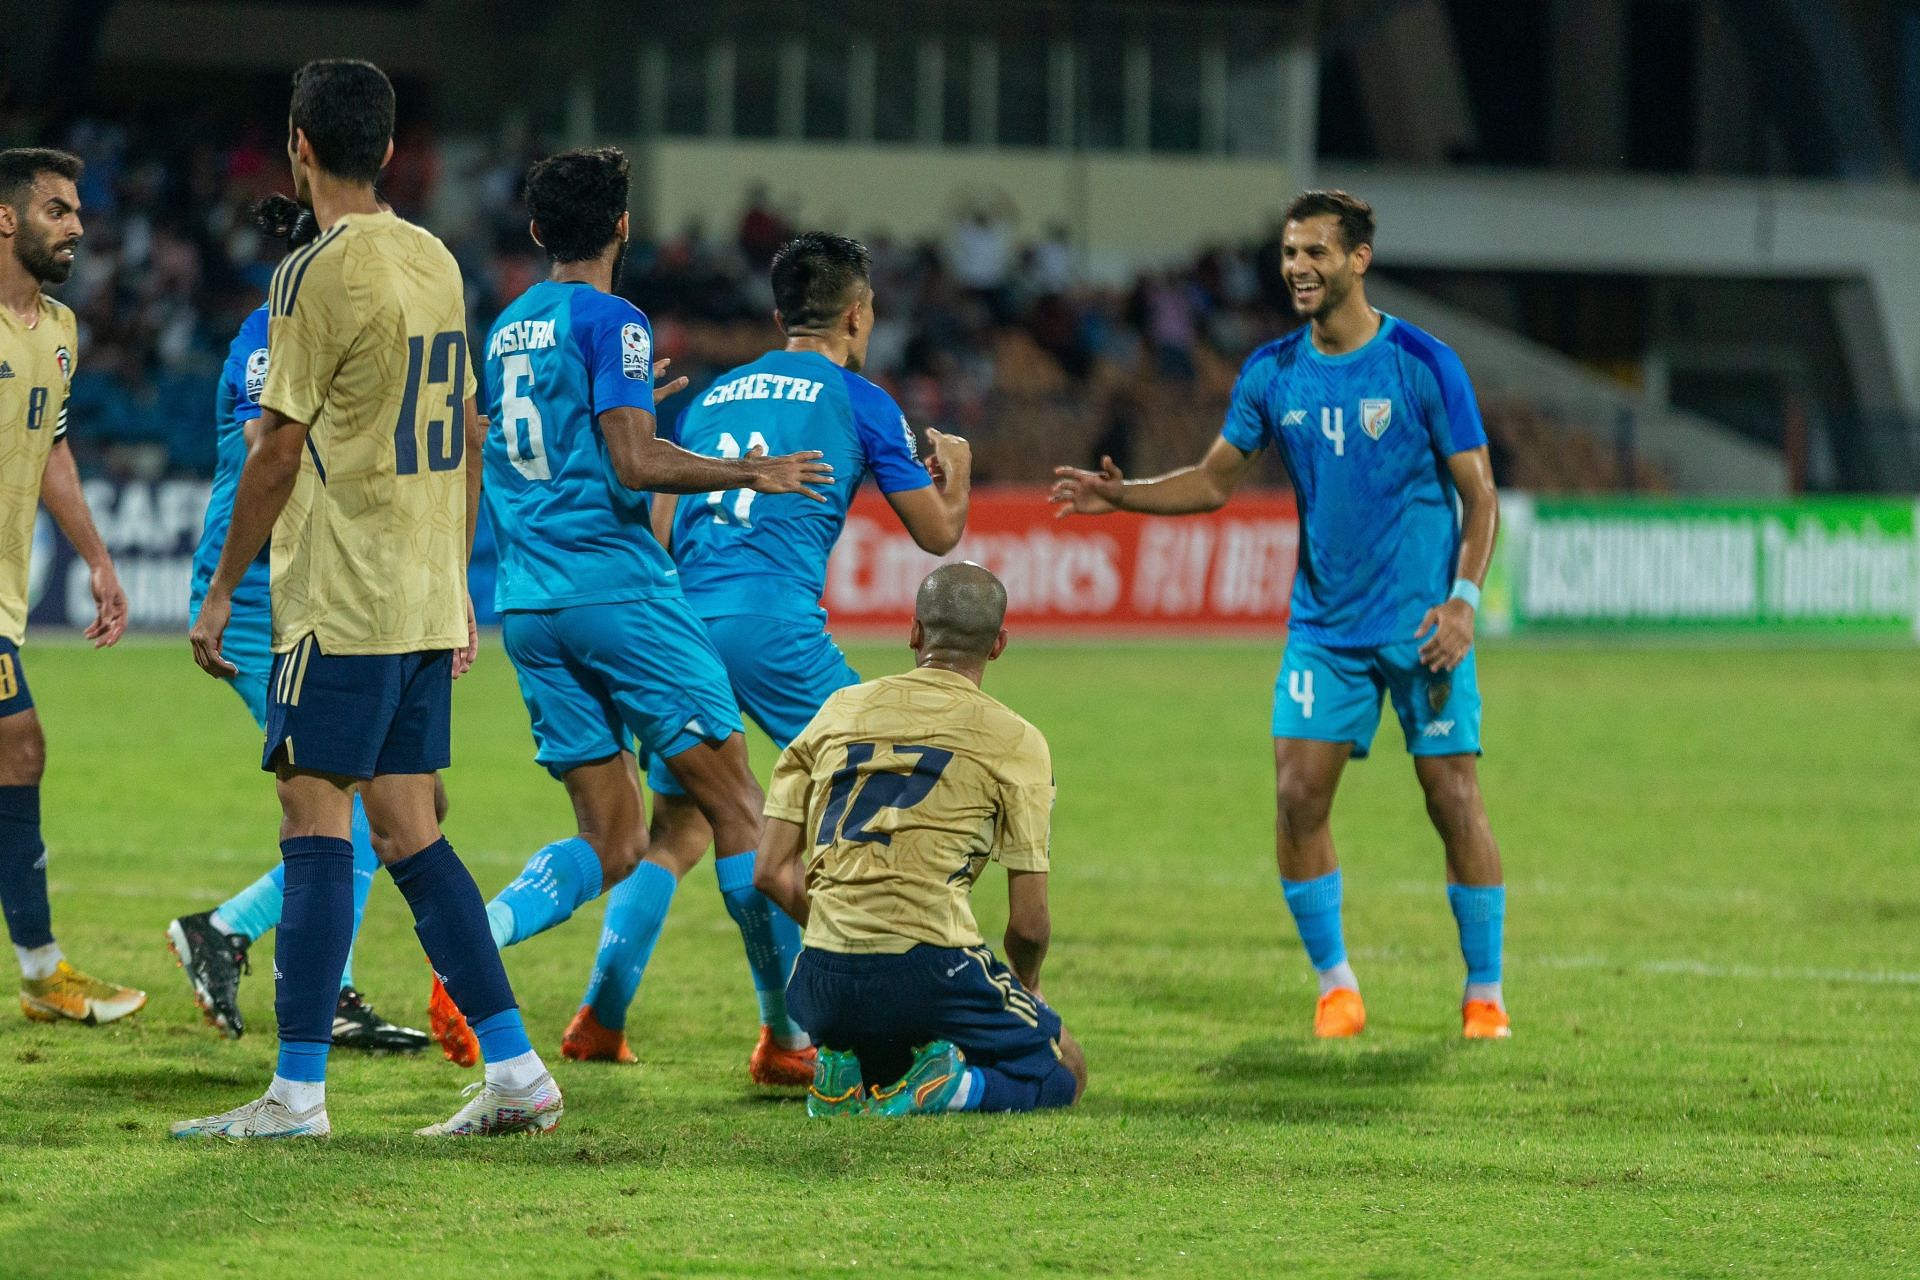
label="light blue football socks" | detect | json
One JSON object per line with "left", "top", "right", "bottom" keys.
{"left": 1282, "top": 869, "right": 1359, "bottom": 995}
{"left": 583, "top": 860, "right": 677, "bottom": 1031}
{"left": 714, "top": 851, "right": 808, "bottom": 1046}
{"left": 1448, "top": 882, "right": 1506, "bottom": 1006}
{"left": 485, "top": 836, "right": 604, "bottom": 950}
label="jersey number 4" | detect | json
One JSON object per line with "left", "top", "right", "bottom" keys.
{"left": 815, "top": 742, "right": 954, "bottom": 847}
{"left": 393, "top": 332, "right": 467, "bottom": 476}
{"left": 705, "top": 432, "right": 769, "bottom": 526}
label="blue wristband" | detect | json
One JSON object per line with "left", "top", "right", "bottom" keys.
{"left": 1449, "top": 578, "right": 1481, "bottom": 610}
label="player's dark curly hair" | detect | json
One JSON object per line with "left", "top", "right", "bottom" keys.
{"left": 770, "top": 232, "right": 871, "bottom": 332}
{"left": 250, "top": 194, "right": 320, "bottom": 251}
{"left": 523, "top": 147, "right": 630, "bottom": 263}
{"left": 1283, "top": 189, "right": 1375, "bottom": 252}
{"left": 0, "top": 148, "right": 83, "bottom": 211}
{"left": 289, "top": 59, "right": 394, "bottom": 185}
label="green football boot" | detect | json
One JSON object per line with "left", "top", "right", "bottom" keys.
{"left": 870, "top": 1040, "right": 968, "bottom": 1117}
{"left": 806, "top": 1048, "right": 870, "bottom": 1118}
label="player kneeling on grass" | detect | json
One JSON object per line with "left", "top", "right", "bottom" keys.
{"left": 753, "top": 563, "right": 1086, "bottom": 1117}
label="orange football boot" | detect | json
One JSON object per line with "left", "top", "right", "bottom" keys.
{"left": 749, "top": 1026, "right": 818, "bottom": 1085}
{"left": 561, "top": 1005, "right": 638, "bottom": 1064}
{"left": 1313, "top": 987, "right": 1367, "bottom": 1038}
{"left": 427, "top": 972, "right": 479, "bottom": 1067}
{"left": 1462, "top": 999, "right": 1511, "bottom": 1039}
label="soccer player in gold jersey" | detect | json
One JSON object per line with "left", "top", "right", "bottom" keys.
{"left": 175, "top": 60, "right": 557, "bottom": 1140}
{"left": 755, "top": 563, "right": 1086, "bottom": 1116}
{"left": 0, "top": 148, "right": 143, "bottom": 1026}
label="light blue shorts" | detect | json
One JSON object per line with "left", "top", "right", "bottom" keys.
{"left": 503, "top": 597, "right": 744, "bottom": 780}
{"left": 190, "top": 590, "right": 273, "bottom": 729}
{"left": 1271, "top": 637, "right": 1482, "bottom": 759}
{"left": 646, "top": 613, "right": 860, "bottom": 798}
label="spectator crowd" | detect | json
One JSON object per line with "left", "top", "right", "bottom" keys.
{"left": 32, "top": 117, "right": 1657, "bottom": 493}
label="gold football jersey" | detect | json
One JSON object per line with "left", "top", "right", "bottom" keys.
{"left": 0, "top": 294, "right": 77, "bottom": 644}
{"left": 765, "top": 666, "right": 1055, "bottom": 954}
{"left": 261, "top": 211, "right": 475, "bottom": 654}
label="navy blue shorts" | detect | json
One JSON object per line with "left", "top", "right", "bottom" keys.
{"left": 788, "top": 944, "right": 1074, "bottom": 1107}
{"left": 0, "top": 639, "right": 32, "bottom": 719}
{"left": 262, "top": 633, "right": 452, "bottom": 779}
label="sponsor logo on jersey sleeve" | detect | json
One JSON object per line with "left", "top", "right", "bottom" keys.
{"left": 245, "top": 348, "right": 270, "bottom": 401}
{"left": 621, "top": 323, "right": 651, "bottom": 379}
{"left": 54, "top": 346, "right": 72, "bottom": 384}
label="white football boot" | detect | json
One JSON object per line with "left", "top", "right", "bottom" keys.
{"left": 415, "top": 1073, "right": 563, "bottom": 1137}
{"left": 170, "top": 1094, "right": 330, "bottom": 1140}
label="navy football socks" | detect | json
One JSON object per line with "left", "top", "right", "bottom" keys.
{"left": 0, "top": 785, "right": 51, "bottom": 951}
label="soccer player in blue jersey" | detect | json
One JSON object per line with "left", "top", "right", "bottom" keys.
{"left": 433, "top": 147, "right": 838, "bottom": 1081}
{"left": 167, "top": 195, "right": 427, "bottom": 1053}
{"left": 1051, "top": 190, "right": 1510, "bottom": 1040}
{"left": 568, "top": 231, "right": 970, "bottom": 1076}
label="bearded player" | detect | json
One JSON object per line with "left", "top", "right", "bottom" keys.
{"left": 0, "top": 147, "right": 143, "bottom": 1026}
{"left": 1052, "top": 190, "right": 1509, "bottom": 1040}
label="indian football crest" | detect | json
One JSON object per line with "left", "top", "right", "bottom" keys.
{"left": 1360, "top": 398, "right": 1392, "bottom": 439}
{"left": 54, "top": 346, "right": 72, "bottom": 385}
{"left": 620, "top": 323, "right": 651, "bottom": 379}
{"left": 1426, "top": 677, "right": 1451, "bottom": 715}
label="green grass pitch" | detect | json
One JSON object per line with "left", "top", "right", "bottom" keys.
{"left": 1, "top": 636, "right": 1917, "bottom": 1277}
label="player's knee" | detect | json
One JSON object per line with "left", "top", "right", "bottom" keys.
{"left": 432, "top": 774, "right": 450, "bottom": 824}
{"left": 1274, "top": 772, "right": 1334, "bottom": 837}
{"left": 1057, "top": 1032, "right": 1088, "bottom": 1104}
{"left": 1420, "top": 767, "right": 1481, "bottom": 835}
{"left": 593, "top": 830, "right": 646, "bottom": 886}
{"left": 4, "top": 726, "right": 46, "bottom": 786}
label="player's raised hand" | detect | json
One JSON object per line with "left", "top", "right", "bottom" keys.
{"left": 652, "top": 358, "right": 689, "bottom": 406}
{"left": 189, "top": 591, "right": 239, "bottom": 679}
{"left": 1416, "top": 598, "right": 1476, "bottom": 672}
{"left": 453, "top": 595, "right": 479, "bottom": 679}
{"left": 925, "top": 428, "right": 972, "bottom": 491}
{"left": 744, "top": 445, "right": 835, "bottom": 503}
{"left": 1050, "top": 456, "right": 1126, "bottom": 518}
{"left": 84, "top": 560, "right": 129, "bottom": 648}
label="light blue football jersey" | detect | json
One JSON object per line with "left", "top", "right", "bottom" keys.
{"left": 664, "top": 350, "right": 931, "bottom": 619}
{"left": 1221, "top": 314, "right": 1488, "bottom": 648}
{"left": 189, "top": 305, "right": 272, "bottom": 613}
{"left": 481, "top": 281, "right": 675, "bottom": 612}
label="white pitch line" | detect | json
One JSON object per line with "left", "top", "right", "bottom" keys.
{"left": 1523, "top": 952, "right": 1920, "bottom": 987}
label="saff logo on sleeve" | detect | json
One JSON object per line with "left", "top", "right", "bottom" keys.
{"left": 245, "top": 347, "right": 270, "bottom": 401}
{"left": 54, "top": 346, "right": 72, "bottom": 384}
{"left": 1360, "top": 398, "right": 1393, "bottom": 439}
{"left": 620, "top": 323, "right": 651, "bottom": 380}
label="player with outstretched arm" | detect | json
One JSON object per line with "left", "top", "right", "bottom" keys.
{"left": 1051, "top": 189, "right": 1510, "bottom": 1041}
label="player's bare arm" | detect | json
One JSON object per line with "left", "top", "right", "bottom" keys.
{"left": 189, "top": 406, "right": 309, "bottom": 678}
{"left": 752, "top": 816, "right": 810, "bottom": 926}
{"left": 1050, "top": 435, "right": 1257, "bottom": 518}
{"left": 1003, "top": 868, "right": 1051, "bottom": 995}
{"left": 886, "top": 427, "right": 971, "bottom": 553}
{"left": 1415, "top": 446, "right": 1499, "bottom": 674}
{"left": 597, "top": 404, "right": 835, "bottom": 501}
{"left": 643, "top": 358, "right": 691, "bottom": 553}
{"left": 38, "top": 440, "right": 126, "bottom": 648}
{"left": 454, "top": 395, "right": 487, "bottom": 678}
